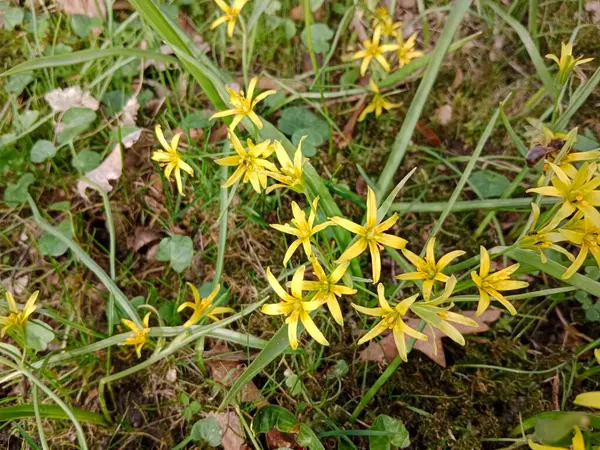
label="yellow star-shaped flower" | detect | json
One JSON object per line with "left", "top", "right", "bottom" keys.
{"left": 471, "top": 246, "right": 528, "bottom": 316}
{"left": 358, "top": 79, "right": 402, "bottom": 122}
{"left": 351, "top": 27, "right": 399, "bottom": 76}
{"left": 546, "top": 42, "right": 593, "bottom": 85}
{"left": 210, "top": 77, "right": 275, "bottom": 130}
{"left": 210, "top": 0, "right": 249, "bottom": 38}
{"left": 397, "top": 238, "right": 465, "bottom": 300}
{"left": 120, "top": 312, "right": 151, "bottom": 358}
{"left": 261, "top": 266, "right": 329, "bottom": 349}
{"left": 0, "top": 290, "right": 39, "bottom": 337}
{"left": 397, "top": 32, "right": 423, "bottom": 68}
{"left": 265, "top": 139, "right": 306, "bottom": 193}
{"left": 178, "top": 283, "right": 233, "bottom": 328}
{"left": 152, "top": 125, "right": 194, "bottom": 197}
{"left": 330, "top": 186, "right": 407, "bottom": 284}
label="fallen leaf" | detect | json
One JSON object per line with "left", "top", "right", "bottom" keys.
{"left": 126, "top": 227, "right": 162, "bottom": 252}
{"left": 56, "top": 0, "right": 106, "bottom": 18}
{"left": 436, "top": 104, "right": 453, "bottom": 126}
{"left": 416, "top": 121, "right": 442, "bottom": 147}
{"left": 119, "top": 97, "right": 139, "bottom": 126}
{"left": 45, "top": 86, "right": 99, "bottom": 113}
{"left": 205, "top": 342, "right": 263, "bottom": 403}
{"left": 265, "top": 429, "right": 302, "bottom": 450}
{"left": 359, "top": 309, "right": 502, "bottom": 367}
{"left": 586, "top": 1, "right": 600, "bottom": 22}
{"left": 206, "top": 411, "right": 246, "bottom": 450}
{"left": 2, "top": 275, "right": 29, "bottom": 295}
{"left": 76, "top": 128, "right": 142, "bottom": 200}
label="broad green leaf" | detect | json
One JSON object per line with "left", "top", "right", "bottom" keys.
{"left": 278, "top": 106, "right": 329, "bottom": 140}
{"left": 180, "top": 111, "right": 210, "bottom": 130}
{"left": 71, "top": 14, "right": 92, "bottom": 37}
{"left": 156, "top": 235, "right": 193, "bottom": 273}
{"left": 3, "top": 7, "right": 24, "bottom": 31}
{"left": 370, "top": 415, "right": 410, "bottom": 450}
{"left": 30, "top": 139, "right": 56, "bottom": 163}
{"left": 298, "top": 424, "right": 326, "bottom": 450}
{"left": 329, "top": 359, "right": 349, "bottom": 378}
{"left": 469, "top": 171, "right": 511, "bottom": 198}
{"left": 102, "top": 90, "right": 131, "bottom": 116}
{"left": 72, "top": 150, "right": 101, "bottom": 172}
{"left": 301, "top": 23, "right": 334, "bottom": 54}
{"left": 15, "top": 110, "right": 40, "bottom": 132}
{"left": 38, "top": 219, "right": 72, "bottom": 257}
{"left": 5, "top": 72, "right": 33, "bottom": 95}
{"left": 340, "top": 69, "right": 358, "bottom": 86}
{"left": 58, "top": 108, "right": 97, "bottom": 144}
{"left": 190, "top": 417, "right": 221, "bottom": 446}
{"left": 251, "top": 405, "right": 298, "bottom": 433}
{"left": 534, "top": 412, "right": 589, "bottom": 446}
{"left": 25, "top": 320, "right": 55, "bottom": 352}
{"left": 285, "top": 373, "right": 304, "bottom": 396}
{"left": 3, "top": 173, "right": 35, "bottom": 207}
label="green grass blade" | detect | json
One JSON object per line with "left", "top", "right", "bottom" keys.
{"left": 391, "top": 197, "right": 558, "bottom": 213}
{"left": 0, "top": 49, "right": 178, "bottom": 78}
{"left": 500, "top": 104, "right": 529, "bottom": 157}
{"left": 484, "top": 1, "right": 556, "bottom": 100}
{"left": 506, "top": 248, "right": 600, "bottom": 297}
{"left": 376, "top": 0, "right": 472, "bottom": 196}
{"left": 0, "top": 405, "right": 108, "bottom": 427}
{"left": 219, "top": 325, "right": 294, "bottom": 408}
{"left": 554, "top": 66, "right": 600, "bottom": 131}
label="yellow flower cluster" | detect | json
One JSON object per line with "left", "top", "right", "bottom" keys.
{"left": 351, "top": 5, "right": 422, "bottom": 121}
{"left": 0, "top": 291, "right": 39, "bottom": 337}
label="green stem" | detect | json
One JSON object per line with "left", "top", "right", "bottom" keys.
{"left": 214, "top": 159, "right": 229, "bottom": 283}
{"left": 303, "top": 0, "right": 319, "bottom": 75}
{"left": 33, "top": 385, "right": 50, "bottom": 450}
{"left": 27, "top": 195, "right": 142, "bottom": 328}
{"left": 391, "top": 197, "right": 557, "bottom": 213}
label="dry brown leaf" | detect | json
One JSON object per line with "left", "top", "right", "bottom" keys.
{"left": 45, "top": 86, "right": 99, "bottom": 113}
{"left": 586, "top": 1, "right": 600, "bottom": 22}
{"left": 416, "top": 121, "right": 442, "bottom": 147}
{"left": 127, "top": 227, "right": 162, "bottom": 252}
{"left": 77, "top": 129, "right": 142, "bottom": 200}
{"left": 265, "top": 429, "right": 302, "bottom": 450}
{"left": 436, "top": 104, "right": 453, "bottom": 126}
{"left": 359, "top": 309, "right": 502, "bottom": 367}
{"left": 206, "top": 411, "right": 246, "bottom": 450}
{"left": 56, "top": 0, "right": 106, "bottom": 18}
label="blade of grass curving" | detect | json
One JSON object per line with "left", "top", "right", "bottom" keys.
{"left": 507, "top": 248, "right": 600, "bottom": 296}
{"left": 391, "top": 197, "right": 557, "bottom": 213}
{"left": 500, "top": 104, "right": 528, "bottom": 157}
{"left": 484, "top": 1, "right": 556, "bottom": 100}
{"left": 528, "top": 0, "right": 539, "bottom": 49}
{"left": 32, "top": 386, "right": 49, "bottom": 450}
{"left": 311, "top": 6, "right": 355, "bottom": 89}
{"left": 376, "top": 168, "right": 417, "bottom": 222}
{"left": 379, "top": 32, "right": 482, "bottom": 87}
{"left": 376, "top": 0, "right": 472, "bottom": 196}
{"left": 27, "top": 196, "right": 142, "bottom": 328}
{"left": 0, "top": 49, "right": 178, "bottom": 78}
{"left": 0, "top": 404, "right": 108, "bottom": 427}
{"left": 554, "top": 66, "right": 600, "bottom": 131}
{"left": 303, "top": 0, "right": 319, "bottom": 75}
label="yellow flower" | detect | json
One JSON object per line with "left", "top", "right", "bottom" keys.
{"left": 210, "top": 77, "right": 275, "bottom": 130}
{"left": 351, "top": 27, "right": 399, "bottom": 76}
{"left": 527, "top": 162, "right": 600, "bottom": 228}
{"left": 265, "top": 139, "right": 306, "bottom": 193}
{"left": 358, "top": 79, "right": 402, "bottom": 122}
{"left": 595, "top": 348, "right": 600, "bottom": 364}
{"left": 210, "top": 0, "right": 248, "bottom": 38}
{"left": 178, "top": 283, "right": 233, "bottom": 328}
{"left": 215, "top": 131, "right": 278, "bottom": 193}
{"left": 372, "top": 8, "right": 402, "bottom": 37}
{"left": 574, "top": 391, "right": 600, "bottom": 409}
{"left": 261, "top": 266, "right": 329, "bottom": 349}
{"left": 330, "top": 186, "right": 407, "bottom": 283}
{"left": 152, "top": 125, "right": 195, "bottom": 197}
{"left": 0, "top": 290, "right": 39, "bottom": 337}
{"left": 120, "top": 312, "right": 151, "bottom": 358}
{"left": 397, "top": 33, "right": 423, "bottom": 67}
{"left": 546, "top": 42, "right": 593, "bottom": 85}
{"left": 397, "top": 238, "right": 465, "bottom": 300}
{"left": 271, "top": 197, "right": 331, "bottom": 265}
{"left": 352, "top": 284, "right": 427, "bottom": 362}
{"left": 410, "top": 277, "right": 478, "bottom": 346}
{"left": 528, "top": 426, "right": 584, "bottom": 450}
{"left": 301, "top": 257, "right": 357, "bottom": 325}
{"left": 471, "top": 246, "right": 528, "bottom": 316}
{"left": 519, "top": 204, "right": 573, "bottom": 263}
{"left": 555, "top": 214, "right": 600, "bottom": 279}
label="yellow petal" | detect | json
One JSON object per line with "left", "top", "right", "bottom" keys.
{"left": 574, "top": 391, "right": 600, "bottom": 409}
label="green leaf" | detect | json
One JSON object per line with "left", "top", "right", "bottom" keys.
{"left": 15, "top": 110, "right": 40, "bottom": 132}
{"left": 278, "top": 107, "right": 329, "bottom": 140}
{"left": 3, "top": 173, "right": 35, "bottom": 207}
{"left": 0, "top": 404, "right": 108, "bottom": 427}
{"left": 298, "top": 424, "right": 325, "bottom": 450}
{"left": 25, "top": 320, "right": 55, "bottom": 352}
{"left": 301, "top": 23, "right": 334, "bottom": 54}
{"left": 102, "top": 90, "right": 131, "bottom": 116}
{"left": 71, "top": 150, "right": 101, "bottom": 172}
{"left": 534, "top": 412, "right": 590, "bottom": 446}
{"left": 310, "top": 0, "right": 324, "bottom": 11}
{"left": 38, "top": 219, "right": 72, "bottom": 257}
{"left": 180, "top": 111, "right": 210, "bottom": 130}
{"left": 3, "top": 7, "right": 24, "bottom": 31}
{"left": 48, "top": 201, "right": 71, "bottom": 212}
{"left": 252, "top": 405, "right": 298, "bottom": 433}
{"left": 30, "top": 139, "right": 56, "bottom": 163}
{"left": 340, "top": 69, "right": 358, "bottom": 86}
{"left": 285, "top": 373, "right": 304, "bottom": 396}
{"left": 5, "top": 72, "right": 33, "bottom": 95}
{"left": 58, "top": 108, "right": 97, "bottom": 144}
{"left": 329, "top": 359, "right": 349, "bottom": 378}
{"left": 156, "top": 235, "right": 193, "bottom": 273}
{"left": 469, "top": 171, "right": 511, "bottom": 198}
{"left": 190, "top": 417, "right": 221, "bottom": 447}
{"left": 370, "top": 415, "right": 410, "bottom": 450}
{"left": 71, "top": 14, "right": 92, "bottom": 37}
